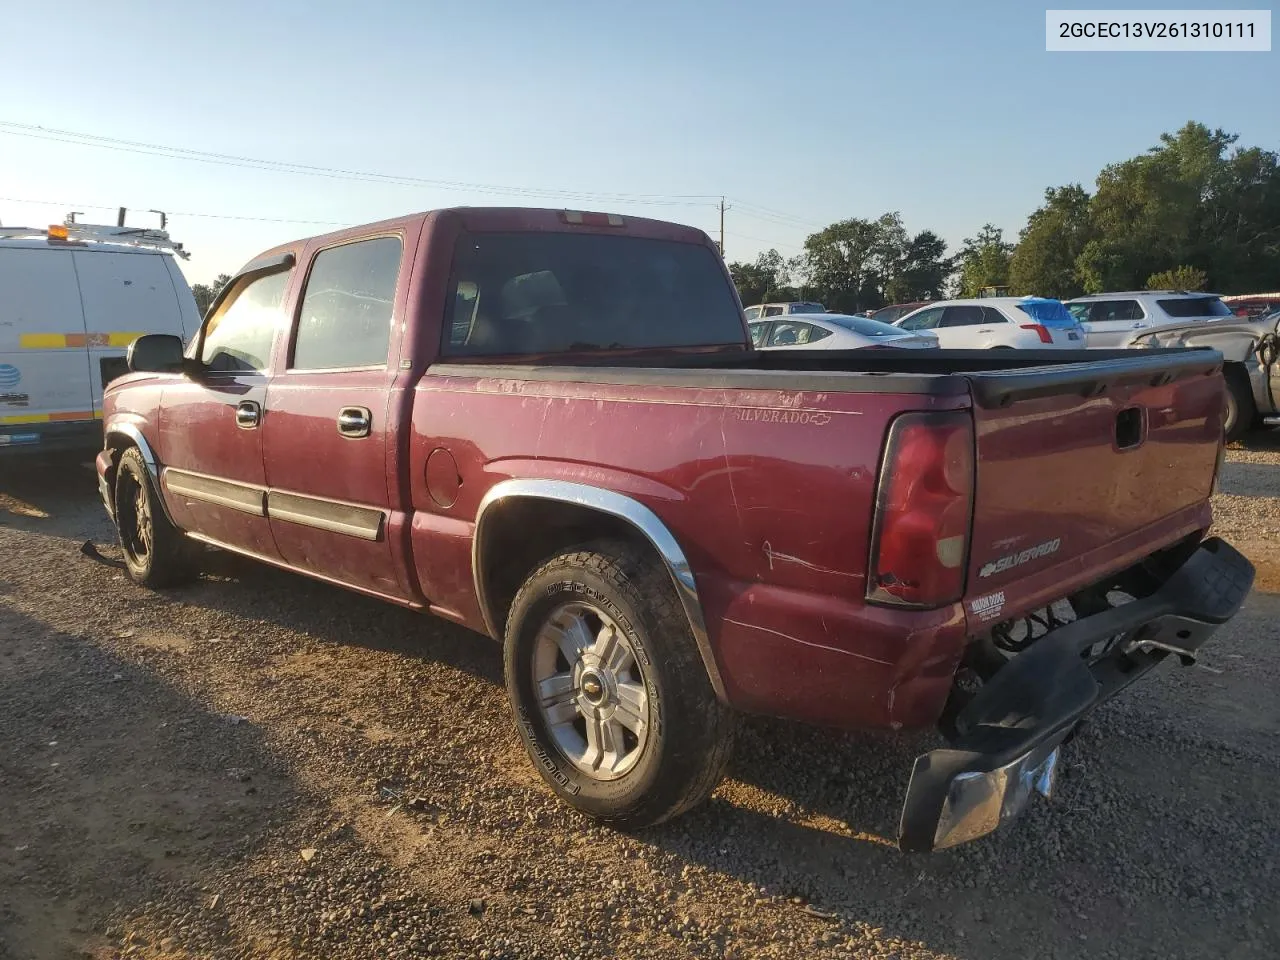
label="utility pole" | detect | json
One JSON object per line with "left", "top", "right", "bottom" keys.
{"left": 719, "top": 197, "right": 725, "bottom": 257}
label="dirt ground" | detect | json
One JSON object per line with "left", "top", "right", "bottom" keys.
{"left": 1, "top": 440, "right": 1278, "bottom": 960}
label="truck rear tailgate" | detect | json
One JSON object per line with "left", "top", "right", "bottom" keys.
{"left": 961, "top": 351, "right": 1223, "bottom": 617}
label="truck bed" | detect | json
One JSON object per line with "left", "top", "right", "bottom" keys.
{"left": 431, "top": 347, "right": 1219, "bottom": 407}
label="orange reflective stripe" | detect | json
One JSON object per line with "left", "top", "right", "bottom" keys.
{"left": 18, "top": 332, "right": 144, "bottom": 349}
{"left": 0, "top": 411, "right": 101, "bottom": 425}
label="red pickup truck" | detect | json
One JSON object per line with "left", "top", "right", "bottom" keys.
{"left": 96, "top": 207, "right": 1254, "bottom": 853}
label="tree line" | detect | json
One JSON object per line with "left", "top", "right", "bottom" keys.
{"left": 729, "top": 122, "right": 1280, "bottom": 312}
{"left": 191, "top": 273, "right": 234, "bottom": 316}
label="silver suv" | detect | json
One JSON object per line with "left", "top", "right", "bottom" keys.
{"left": 1064, "top": 291, "right": 1233, "bottom": 347}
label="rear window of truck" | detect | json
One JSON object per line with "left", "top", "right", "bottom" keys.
{"left": 443, "top": 232, "right": 745, "bottom": 356}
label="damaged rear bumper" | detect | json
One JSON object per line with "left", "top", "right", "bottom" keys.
{"left": 898, "top": 536, "right": 1254, "bottom": 853}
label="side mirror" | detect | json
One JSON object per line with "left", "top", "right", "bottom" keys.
{"left": 127, "top": 334, "right": 186, "bottom": 373}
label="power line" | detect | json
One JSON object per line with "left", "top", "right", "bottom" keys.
{"left": 0, "top": 121, "right": 723, "bottom": 208}
{"left": 727, "top": 199, "right": 826, "bottom": 230}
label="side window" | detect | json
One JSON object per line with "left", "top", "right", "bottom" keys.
{"left": 1089, "top": 299, "right": 1143, "bottom": 322}
{"left": 981, "top": 306, "right": 1008, "bottom": 324}
{"left": 749, "top": 322, "right": 768, "bottom": 347}
{"left": 768, "top": 321, "right": 811, "bottom": 346}
{"left": 291, "top": 236, "right": 403, "bottom": 370}
{"left": 744, "top": 306, "right": 762, "bottom": 321}
{"left": 940, "top": 305, "right": 985, "bottom": 327}
{"left": 200, "top": 270, "right": 292, "bottom": 373}
{"left": 808, "top": 325, "right": 833, "bottom": 343}
{"left": 900, "top": 307, "right": 943, "bottom": 331}
{"left": 763, "top": 305, "right": 784, "bottom": 317}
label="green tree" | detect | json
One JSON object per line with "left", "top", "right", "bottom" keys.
{"left": 191, "top": 273, "right": 234, "bottom": 317}
{"left": 801, "top": 212, "right": 909, "bottom": 313}
{"left": 728, "top": 250, "right": 794, "bottom": 305}
{"left": 885, "top": 230, "right": 953, "bottom": 303}
{"left": 957, "top": 224, "right": 1013, "bottom": 297}
{"left": 1146, "top": 265, "right": 1209, "bottom": 291}
{"left": 1008, "top": 185, "right": 1095, "bottom": 298}
{"left": 1078, "top": 121, "right": 1280, "bottom": 293}
{"left": 189, "top": 272, "right": 235, "bottom": 317}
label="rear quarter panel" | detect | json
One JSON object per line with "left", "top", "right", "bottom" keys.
{"left": 407, "top": 369, "right": 972, "bottom": 730}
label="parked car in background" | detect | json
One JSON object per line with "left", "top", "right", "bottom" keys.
{"left": 893, "top": 297, "right": 1084, "bottom": 349}
{"left": 96, "top": 205, "right": 1252, "bottom": 852}
{"left": 750, "top": 313, "right": 938, "bottom": 350}
{"left": 1064, "top": 291, "right": 1234, "bottom": 347}
{"left": 1124, "top": 308, "right": 1280, "bottom": 441}
{"left": 743, "top": 300, "right": 826, "bottom": 321}
{"left": 1222, "top": 293, "right": 1280, "bottom": 318}
{"left": 869, "top": 300, "right": 931, "bottom": 325}
{"left": 0, "top": 216, "right": 198, "bottom": 454}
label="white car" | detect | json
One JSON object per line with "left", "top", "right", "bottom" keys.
{"left": 1064, "top": 291, "right": 1235, "bottom": 347}
{"left": 743, "top": 300, "right": 827, "bottom": 322}
{"left": 893, "top": 297, "right": 1085, "bottom": 349}
{"left": 750, "top": 313, "right": 938, "bottom": 350}
{"left": 0, "top": 216, "right": 198, "bottom": 453}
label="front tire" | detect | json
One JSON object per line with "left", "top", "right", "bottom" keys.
{"left": 114, "top": 446, "right": 197, "bottom": 587}
{"left": 1223, "top": 367, "right": 1255, "bottom": 444}
{"left": 504, "top": 541, "right": 736, "bottom": 827}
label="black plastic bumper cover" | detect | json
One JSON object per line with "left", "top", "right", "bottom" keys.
{"left": 898, "top": 536, "right": 1255, "bottom": 853}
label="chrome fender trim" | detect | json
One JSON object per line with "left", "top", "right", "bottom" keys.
{"left": 473, "top": 478, "right": 728, "bottom": 703}
{"left": 103, "top": 422, "right": 178, "bottom": 527}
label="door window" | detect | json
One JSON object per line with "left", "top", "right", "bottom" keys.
{"left": 291, "top": 236, "right": 403, "bottom": 370}
{"left": 749, "top": 322, "right": 768, "bottom": 347}
{"left": 767, "top": 321, "right": 811, "bottom": 346}
{"left": 763, "top": 305, "right": 784, "bottom": 317}
{"left": 899, "top": 307, "right": 943, "bottom": 331}
{"left": 200, "top": 270, "right": 292, "bottom": 373}
{"left": 744, "top": 306, "right": 762, "bottom": 321}
{"left": 940, "top": 305, "right": 985, "bottom": 327}
{"left": 980, "top": 306, "right": 1008, "bottom": 324}
{"left": 1086, "top": 299, "right": 1144, "bottom": 322}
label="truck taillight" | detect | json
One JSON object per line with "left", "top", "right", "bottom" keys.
{"left": 1020, "top": 323, "right": 1053, "bottom": 344}
{"left": 867, "top": 411, "right": 975, "bottom": 608}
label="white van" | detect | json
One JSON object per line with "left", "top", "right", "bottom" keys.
{"left": 0, "top": 220, "right": 199, "bottom": 454}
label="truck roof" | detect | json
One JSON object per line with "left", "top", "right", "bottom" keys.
{"left": 250, "top": 206, "right": 714, "bottom": 269}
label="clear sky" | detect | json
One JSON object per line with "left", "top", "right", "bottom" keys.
{"left": 1, "top": 1, "right": 1275, "bottom": 286}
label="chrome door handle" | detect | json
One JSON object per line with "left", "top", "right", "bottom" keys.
{"left": 337, "top": 406, "right": 371, "bottom": 438}
{"left": 235, "top": 400, "right": 261, "bottom": 430}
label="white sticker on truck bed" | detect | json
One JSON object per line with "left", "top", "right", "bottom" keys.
{"left": 970, "top": 590, "right": 1006, "bottom": 622}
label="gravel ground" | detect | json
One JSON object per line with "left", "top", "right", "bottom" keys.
{"left": 2, "top": 446, "right": 1279, "bottom": 960}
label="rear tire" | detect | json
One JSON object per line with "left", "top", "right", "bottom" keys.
{"left": 114, "top": 446, "right": 198, "bottom": 588}
{"left": 504, "top": 540, "right": 736, "bottom": 828}
{"left": 1223, "top": 367, "right": 1255, "bottom": 444}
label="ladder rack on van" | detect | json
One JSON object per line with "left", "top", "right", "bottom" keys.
{"left": 0, "top": 222, "right": 189, "bottom": 259}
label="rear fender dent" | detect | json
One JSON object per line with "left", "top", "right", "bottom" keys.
{"left": 473, "top": 478, "right": 728, "bottom": 703}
